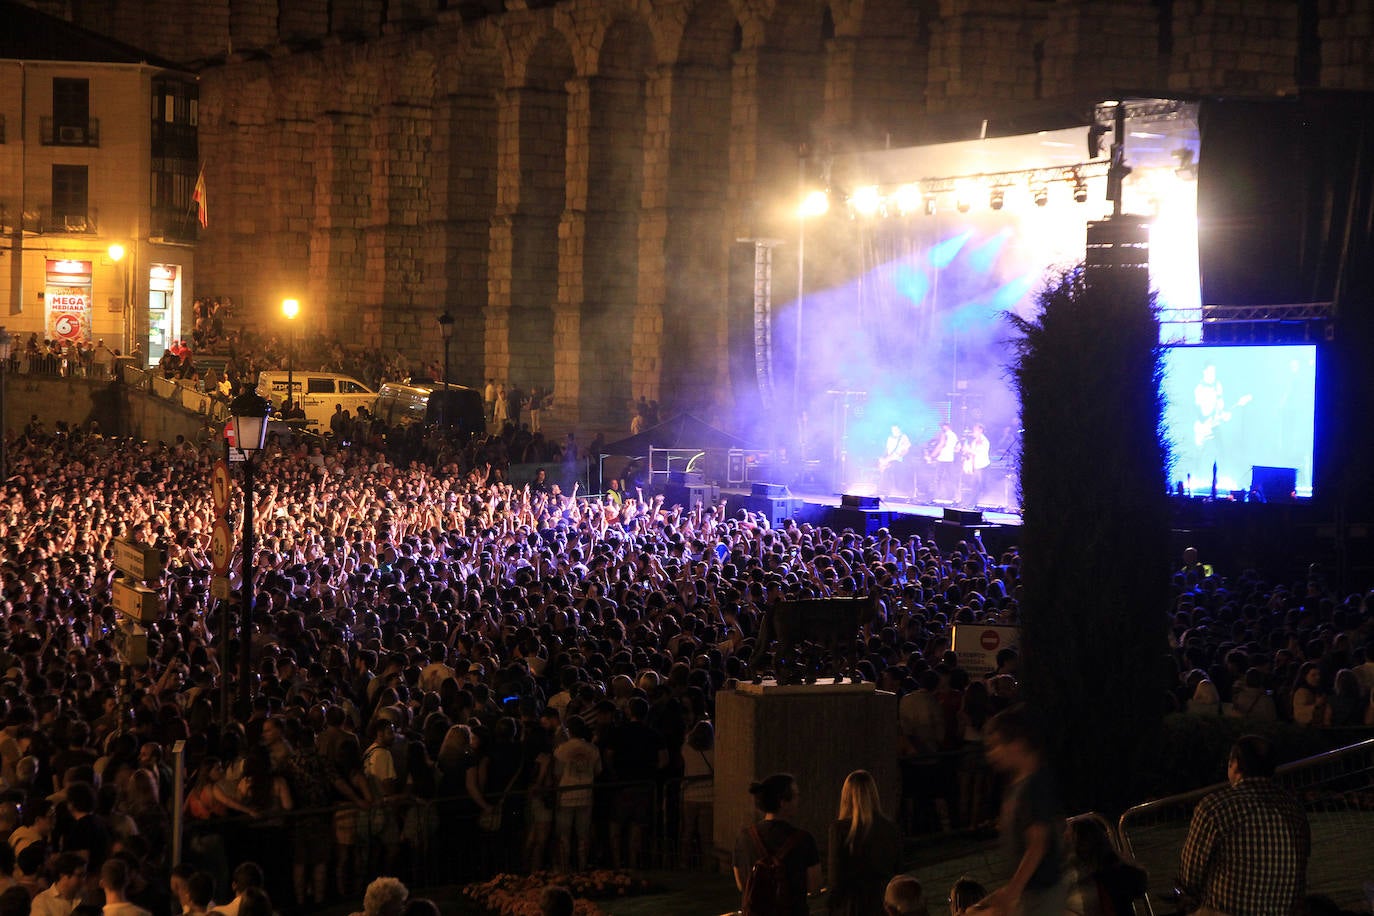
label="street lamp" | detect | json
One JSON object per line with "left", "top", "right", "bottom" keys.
{"left": 437, "top": 310, "right": 454, "bottom": 429}
{"left": 0, "top": 328, "right": 11, "bottom": 482}
{"left": 281, "top": 298, "right": 299, "bottom": 417}
{"left": 229, "top": 388, "right": 272, "bottom": 719}
{"left": 108, "top": 244, "right": 129, "bottom": 358}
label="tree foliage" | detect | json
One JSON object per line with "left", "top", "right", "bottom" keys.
{"left": 1009, "top": 267, "right": 1172, "bottom": 815}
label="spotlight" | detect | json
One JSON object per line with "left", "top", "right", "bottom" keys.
{"left": 989, "top": 189, "right": 1004, "bottom": 211}
{"left": 923, "top": 195, "right": 937, "bottom": 216}
{"left": 957, "top": 199, "right": 970, "bottom": 213}
{"left": 849, "top": 186, "right": 882, "bottom": 218}
{"left": 893, "top": 184, "right": 921, "bottom": 215}
{"left": 798, "top": 189, "right": 830, "bottom": 219}
{"left": 1032, "top": 185, "right": 1049, "bottom": 207}
{"left": 1072, "top": 180, "right": 1089, "bottom": 204}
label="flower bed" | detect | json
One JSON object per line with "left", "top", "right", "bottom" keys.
{"left": 462, "top": 870, "right": 657, "bottom": 916}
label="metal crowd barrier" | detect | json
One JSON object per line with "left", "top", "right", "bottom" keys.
{"left": 175, "top": 773, "right": 716, "bottom": 903}
{"left": 1118, "top": 737, "right": 1374, "bottom": 916}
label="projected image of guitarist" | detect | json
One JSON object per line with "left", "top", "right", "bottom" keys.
{"left": 1193, "top": 364, "right": 1252, "bottom": 483}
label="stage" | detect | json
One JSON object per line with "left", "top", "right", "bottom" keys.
{"left": 713, "top": 484, "right": 1024, "bottom": 554}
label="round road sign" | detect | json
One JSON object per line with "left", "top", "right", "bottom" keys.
{"left": 212, "top": 460, "right": 232, "bottom": 515}
{"left": 980, "top": 629, "right": 1001, "bottom": 651}
{"left": 211, "top": 518, "right": 234, "bottom": 576}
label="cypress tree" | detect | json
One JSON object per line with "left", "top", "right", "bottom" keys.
{"left": 1009, "top": 266, "right": 1172, "bottom": 814}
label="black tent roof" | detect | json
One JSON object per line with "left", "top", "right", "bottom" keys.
{"left": 602, "top": 414, "right": 754, "bottom": 456}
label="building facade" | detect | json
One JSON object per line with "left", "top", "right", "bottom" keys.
{"left": 16, "top": 0, "right": 1374, "bottom": 425}
{"left": 0, "top": 6, "right": 199, "bottom": 365}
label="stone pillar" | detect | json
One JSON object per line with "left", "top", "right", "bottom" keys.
{"left": 926, "top": 0, "right": 1044, "bottom": 113}
{"left": 1319, "top": 0, "right": 1374, "bottom": 88}
{"left": 228, "top": 0, "right": 277, "bottom": 52}
{"left": 636, "top": 64, "right": 735, "bottom": 416}
{"left": 365, "top": 102, "right": 434, "bottom": 358}
{"left": 308, "top": 112, "right": 370, "bottom": 343}
{"left": 428, "top": 90, "right": 498, "bottom": 385}
{"left": 714, "top": 683, "right": 900, "bottom": 867}
{"left": 560, "top": 74, "right": 646, "bottom": 429}
{"left": 1042, "top": 2, "right": 1161, "bottom": 100}
{"left": 279, "top": 0, "right": 328, "bottom": 42}
{"left": 1168, "top": 0, "right": 1299, "bottom": 93}
{"left": 488, "top": 86, "right": 565, "bottom": 400}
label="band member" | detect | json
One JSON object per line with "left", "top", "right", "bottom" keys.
{"left": 1193, "top": 364, "right": 1251, "bottom": 488}
{"left": 879, "top": 424, "right": 911, "bottom": 498}
{"left": 930, "top": 421, "right": 959, "bottom": 501}
{"left": 962, "top": 423, "right": 991, "bottom": 505}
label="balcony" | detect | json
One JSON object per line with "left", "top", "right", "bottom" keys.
{"left": 40, "top": 117, "right": 101, "bottom": 147}
{"left": 21, "top": 206, "right": 99, "bottom": 234}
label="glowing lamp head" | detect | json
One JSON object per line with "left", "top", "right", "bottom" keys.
{"left": 282, "top": 298, "right": 300, "bottom": 320}
{"left": 849, "top": 186, "right": 882, "bottom": 218}
{"left": 892, "top": 184, "right": 922, "bottom": 216}
{"left": 798, "top": 189, "right": 830, "bottom": 219}
{"left": 107, "top": 244, "right": 126, "bottom": 263}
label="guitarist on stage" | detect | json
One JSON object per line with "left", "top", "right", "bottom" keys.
{"left": 879, "top": 424, "right": 911, "bottom": 499}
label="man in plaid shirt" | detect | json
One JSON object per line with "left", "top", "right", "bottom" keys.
{"left": 1179, "top": 735, "right": 1310, "bottom": 916}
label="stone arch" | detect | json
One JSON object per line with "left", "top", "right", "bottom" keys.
{"left": 488, "top": 24, "right": 575, "bottom": 405}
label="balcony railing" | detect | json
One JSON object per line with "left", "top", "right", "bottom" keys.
{"left": 21, "top": 206, "right": 99, "bottom": 234}
{"left": 40, "top": 117, "right": 101, "bottom": 147}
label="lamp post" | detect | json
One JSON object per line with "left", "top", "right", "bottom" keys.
{"left": 437, "top": 310, "right": 454, "bottom": 429}
{"left": 281, "top": 298, "right": 299, "bottom": 417}
{"left": 229, "top": 389, "right": 272, "bottom": 719}
{"left": 0, "top": 328, "right": 11, "bottom": 482}
{"left": 108, "top": 244, "right": 128, "bottom": 357}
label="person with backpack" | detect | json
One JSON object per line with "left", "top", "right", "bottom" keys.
{"left": 733, "top": 772, "right": 821, "bottom": 916}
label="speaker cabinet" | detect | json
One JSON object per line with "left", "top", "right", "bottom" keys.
{"left": 841, "top": 494, "right": 880, "bottom": 510}
{"left": 942, "top": 508, "right": 984, "bottom": 526}
{"left": 752, "top": 482, "right": 788, "bottom": 498}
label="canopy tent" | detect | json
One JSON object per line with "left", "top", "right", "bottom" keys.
{"left": 602, "top": 413, "right": 754, "bottom": 456}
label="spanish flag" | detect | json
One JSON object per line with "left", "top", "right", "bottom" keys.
{"left": 192, "top": 167, "right": 208, "bottom": 228}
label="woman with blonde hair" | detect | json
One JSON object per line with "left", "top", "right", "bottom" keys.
{"left": 828, "top": 769, "right": 902, "bottom": 916}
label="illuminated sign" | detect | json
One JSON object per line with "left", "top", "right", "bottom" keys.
{"left": 44, "top": 259, "right": 93, "bottom": 342}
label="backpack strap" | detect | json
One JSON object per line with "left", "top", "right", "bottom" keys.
{"left": 751, "top": 822, "right": 804, "bottom": 861}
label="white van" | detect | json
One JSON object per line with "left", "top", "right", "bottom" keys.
{"left": 256, "top": 371, "right": 377, "bottom": 434}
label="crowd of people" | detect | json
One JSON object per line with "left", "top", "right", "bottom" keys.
{"left": 0, "top": 382, "right": 1370, "bottom": 915}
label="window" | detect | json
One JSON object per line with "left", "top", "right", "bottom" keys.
{"left": 306, "top": 378, "right": 335, "bottom": 394}
{"left": 52, "top": 165, "right": 89, "bottom": 219}
{"left": 52, "top": 78, "right": 89, "bottom": 128}
{"left": 340, "top": 381, "right": 371, "bottom": 393}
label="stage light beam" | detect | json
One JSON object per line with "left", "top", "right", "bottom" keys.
{"left": 799, "top": 189, "right": 830, "bottom": 219}
{"left": 850, "top": 186, "right": 882, "bottom": 218}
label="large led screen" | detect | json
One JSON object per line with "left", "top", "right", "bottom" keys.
{"left": 1161, "top": 344, "right": 1316, "bottom": 498}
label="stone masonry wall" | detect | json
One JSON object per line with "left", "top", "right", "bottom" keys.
{"left": 30, "top": 0, "right": 1374, "bottom": 430}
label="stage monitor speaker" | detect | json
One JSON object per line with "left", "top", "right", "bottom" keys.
{"left": 942, "top": 507, "right": 984, "bottom": 526}
{"left": 668, "top": 471, "right": 704, "bottom": 486}
{"left": 752, "top": 482, "right": 788, "bottom": 498}
{"left": 841, "top": 494, "right": 880, "bottom": 510}
{"left": 663, "top": 482, "right": 716, "bottom": 511}
{"left": 1251, "top": 466, "right": 1297, "bottom": 502}
{"left": 742, "top": 495, "right": 801, "bottom": 527}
